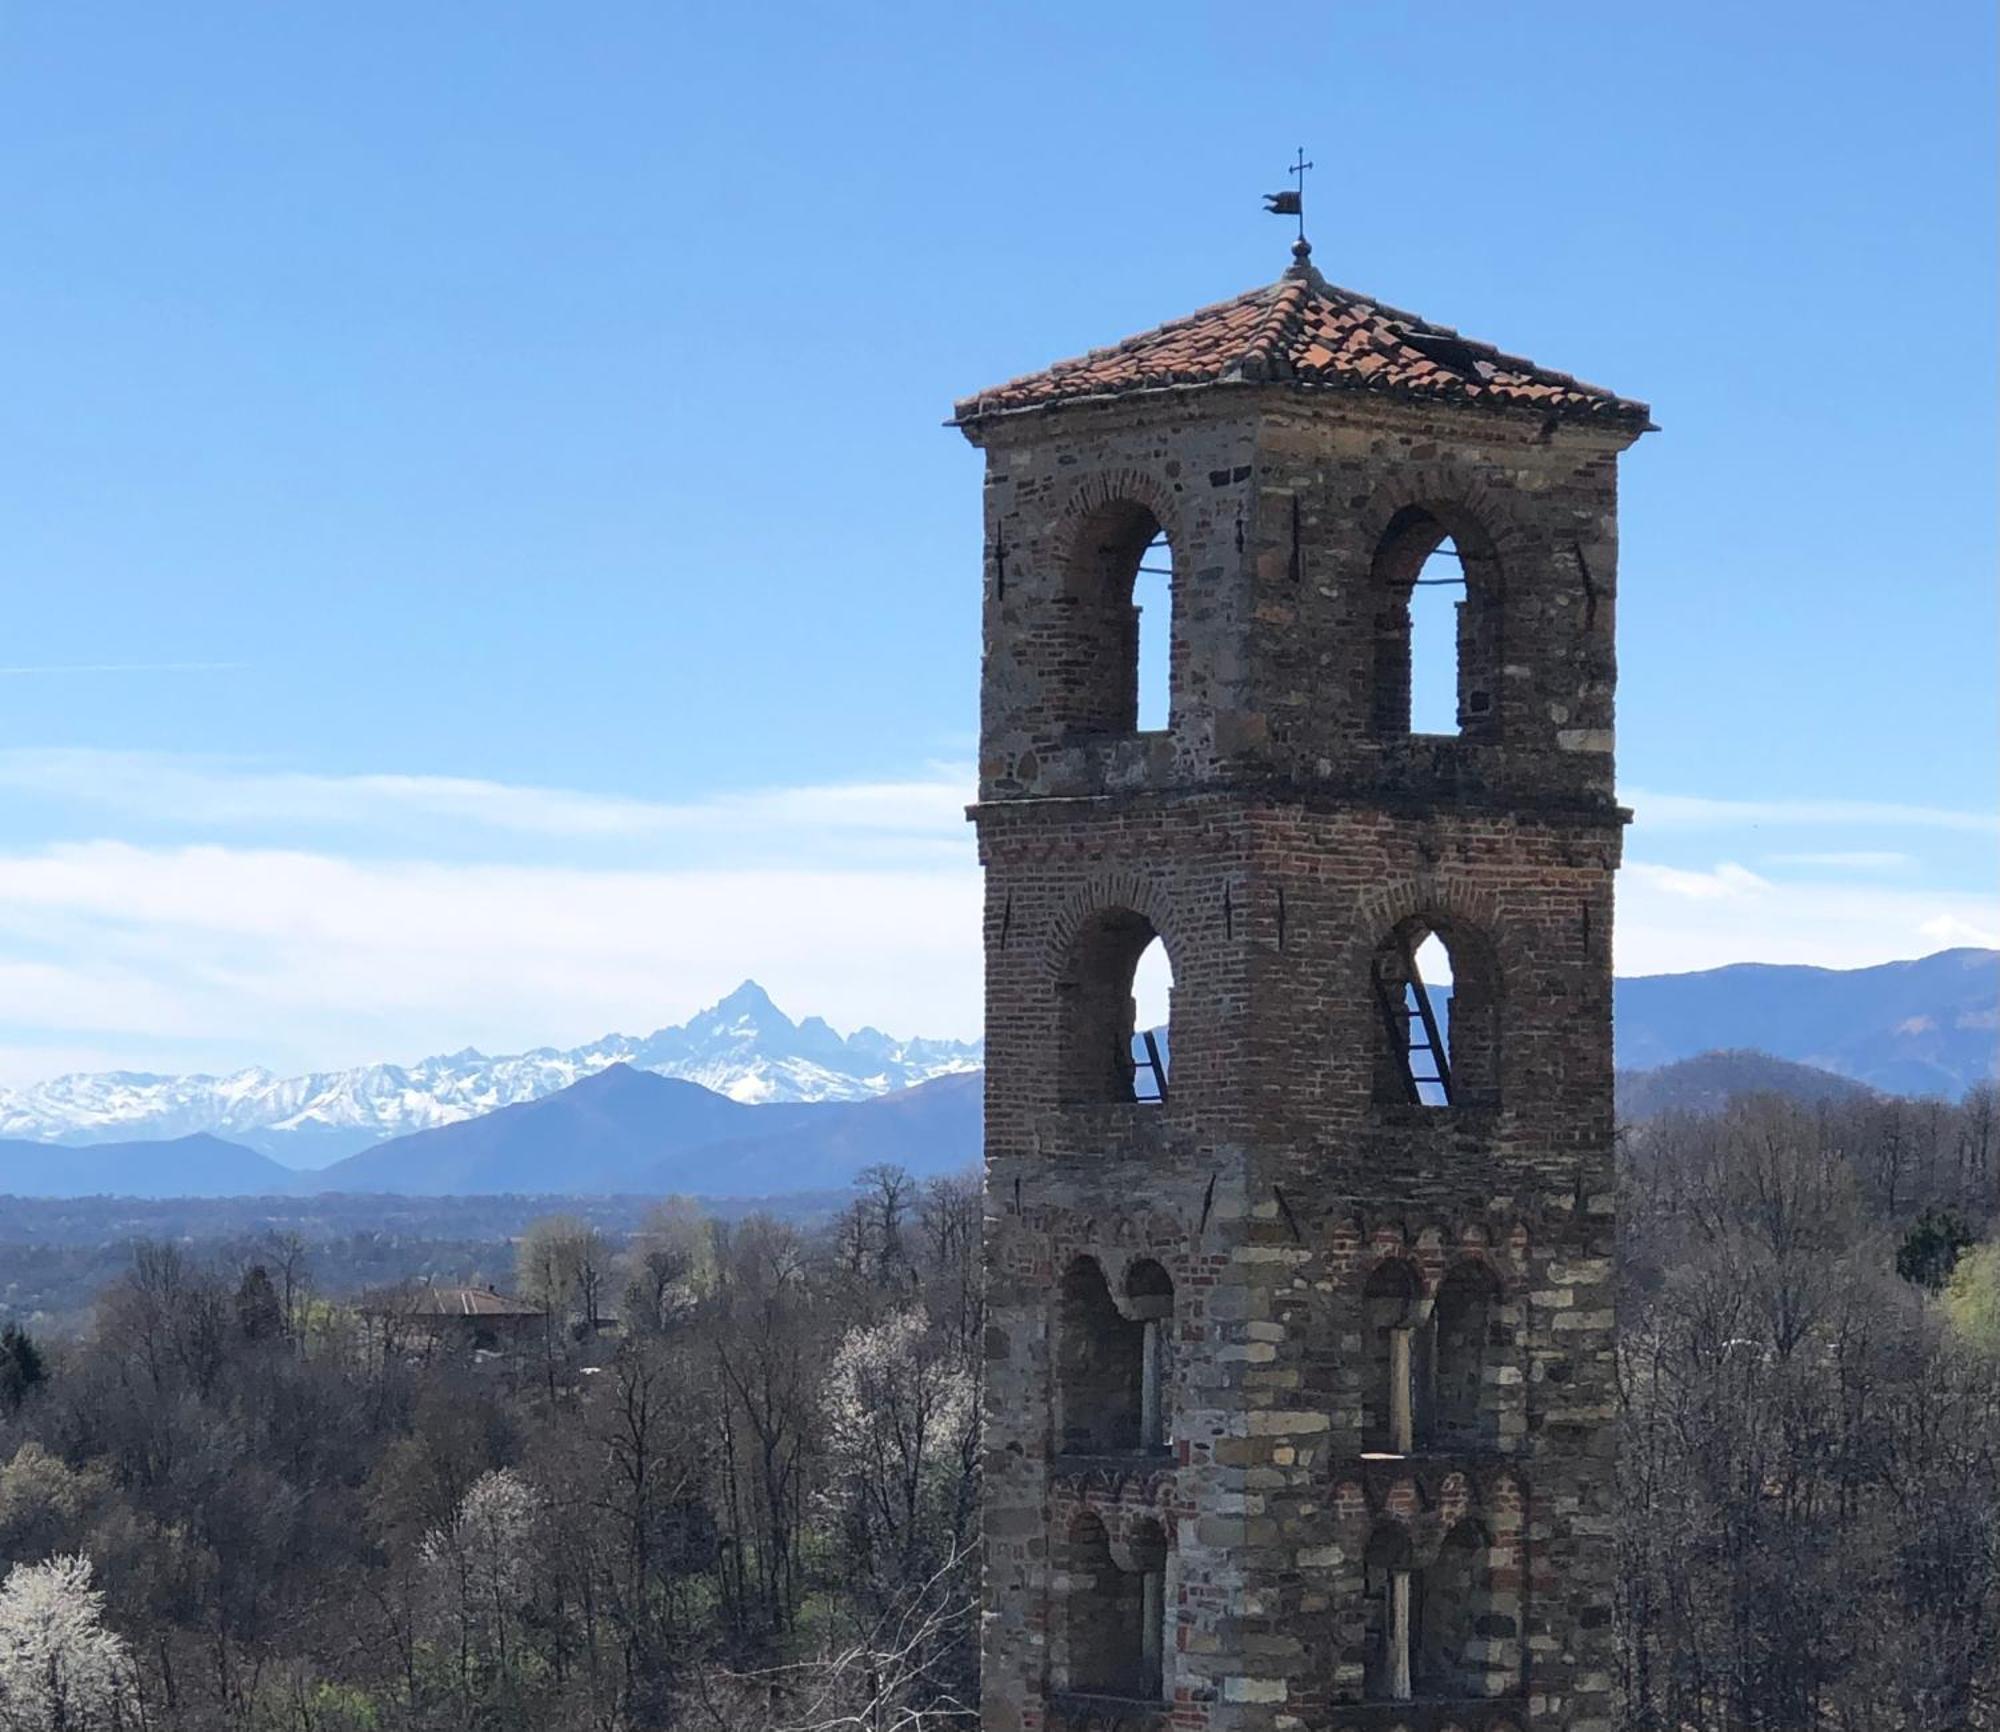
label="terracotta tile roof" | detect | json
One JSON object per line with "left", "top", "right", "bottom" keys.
{"left": 373, "top": 1284, "right": 545, "bottom": 1319}
{"left": 954, "top": 247, "right": 1651, "bottom": 429}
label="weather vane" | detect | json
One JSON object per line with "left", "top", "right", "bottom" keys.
{"left": 1263, "top": 147, "right": 1312, "bottom": 244}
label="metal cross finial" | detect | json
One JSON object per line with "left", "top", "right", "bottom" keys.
{"left": 1262, "top": 147, "right": 1314, "bottom": 258}
{"left": 1288, "top": 146, "right": 1312, "bottom": 240}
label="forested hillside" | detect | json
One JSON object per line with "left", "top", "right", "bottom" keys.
{"left": 2, "top": 1090, "right": 1999, "bottom": 1729}
{"left": 0, "top": 1170, "right": 983, "bottom": 1732}
{"left": 1620, "top": 1084, "right": 2000, "bottom": 1727}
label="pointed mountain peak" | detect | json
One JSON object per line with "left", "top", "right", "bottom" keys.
{"left": 568, "top": 1061, "right": 646, "bottom": 1093}
{"left": 705, "top": 980, "right": 794, "bottom": 1032}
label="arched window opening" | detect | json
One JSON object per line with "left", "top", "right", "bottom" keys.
{"left": 1059, "top": 911, "right": 1172, "bottom": 1106}
{"left": 1363, "top": 1526, "right": 1417, "bottom": 1703}
{"left": 1062, "top": 1513, "right": 1168, "bottom": 1700}
{"left": 1057, "top": 1257, "right": 1145, "bottom": 1456}
{"left": 1409, "top": 537, "right": 1462, "bottom": 736}
{"left": 1065, "top": 500, "right": 1175, "bottom": 740}
{"left": 1135, "top": 530, "right": 1172, "bottom": 732}
{"left": 1370, "top": 505, "right": 1502, "bottom": 741}
{"left": 1124, "top": 1259, "right": 1175, "bottom": 1452}
{"left": 1417, "top": 1523, "right": 1487, "bottom": 1697}
{"left": 1362, "top": 1260, "right": 1423, "bottom": 1455}
{"left": 1370, "top": 918, "right": 1500, "bottom": 1109}
{"left": 1432, "top": 1262, "right": 1504, "bottom": 1451}
{"left": 1130, "top": 934, "right": 1172, "bottom": 1103}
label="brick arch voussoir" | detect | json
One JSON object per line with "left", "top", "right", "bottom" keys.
{"left": 1343, "top": 1495, "right": 1418, "bottom": 1554}
{"left": 1360, "top": 466, "right": 1534, "bottom": 566}
{"left": 1434, "top": 1469, "right": 1484, "bottom": 1530}
{"left": 1043, "top": 873, "right": 1187, "bottom": 989}
{"left": 1051, "top": 468, "right": 1186, "bottom": 580}
{"left": 1041, "top": 1207, "right": 1191, "bottom": 1300}
{"left": 1348, "top": 876, "right": 1509, "bottom": 987}
{"left": 1063, "top": 1496, "right": 1169, "bottom": 1571}
{"left": 1102, "top": 1245, "right": 1185, "bottom": 1323}
{"left": 1436, "top": 1243, "right": 1519, "bottom": 1301}
{"left": 1352, "top": 1235, "right": 1424, "bottom": 1299}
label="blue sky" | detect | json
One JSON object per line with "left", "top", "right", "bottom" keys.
{"left": 0, "top": 3, "right": 1993, "bottom": 1082}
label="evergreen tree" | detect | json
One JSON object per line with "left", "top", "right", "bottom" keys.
{"left": 235, "top": 1265, "right": 285, "bottom": 1342}
{"left": 1896, "top": 1207, "right": 1977, "bottom": 1292}
{"left": 0, "top": 1327, "right": 43, "bottom": 1415}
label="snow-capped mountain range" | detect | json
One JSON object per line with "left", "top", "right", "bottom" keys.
{"left": 0, "top": 983, "right": 983, "bottom": 1168}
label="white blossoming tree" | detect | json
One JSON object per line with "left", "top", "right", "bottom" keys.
{"left": 0, "top": 1554, "right": 132, "bottom": 1732}
{"left": 823, "top": 1306, "right": 977, "bottom": 1603}
{"left": 421, "top": 1467, "right": 543, "bottom": 1705}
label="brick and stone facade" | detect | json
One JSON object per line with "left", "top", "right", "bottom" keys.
{"left": 955, "top": 242, "right": 1650, "bottom": 1732}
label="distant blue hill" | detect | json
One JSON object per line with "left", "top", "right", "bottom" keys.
{"left": 1613, "top": 948, "right": 1997, "bottom": 1099}
{"left": 0, "top": 1132, "right": 295, "bottom": 1199}
{"left": 309, "top": 1063, "right": 982, "bottom": 1197}
{"left": 1615, "top": 1050, "right": 1878, "bottom": 1121}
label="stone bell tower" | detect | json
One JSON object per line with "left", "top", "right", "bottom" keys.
{"left": 954, "top": 233, "right": 1651, "bottom": 1732}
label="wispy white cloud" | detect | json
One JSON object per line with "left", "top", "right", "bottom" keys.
{"left": 1919, "top": 913, "right": 2000, "bottom": 950}
{"left": 0, "top": 750, "right": 1993, "bottom": 1087}
{"left": 1624, "top": 861, "right": 1771, "bottom": 902}
{"left": 0, "top": 753, "right": 985, "bottom": 1084}
{"left": 1619, "top": 859, "right": 2000, "bottom": 977}
{"left": 0, "top": 748, "right": 972, "bottom": 853}
{"left": 0, "top": 840, "right": 983, "bottom": 1084}
{"left": 1627, "top": 788, "right": 2000, "bottom": 835}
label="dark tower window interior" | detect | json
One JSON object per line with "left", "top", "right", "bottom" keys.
{"left": 1417, "top": 1521, "right": 1487, "bottom": 1696}
{"left": 1364, "top": 1525, "right": 1417, "bottom": 1703}
{"left": 1059, "top": 911, "right": 1171, "bottom": 1106}
{"left": 1431, "top": 1262, "right": 1503, "bottom": 1450}
{"left": 1124, "top": 1258, "right": 1175, "bottom": 1451}
{"left": 1371, "top": 505, "right": 1501, "bottom": 741}
{"left": 1057, "top": 1256, "right": 1144, "bottom": 1455}
{"left": 1062, "top": 1512, "right": 1168, "bottom": 1700}
{"left": 1064, "top": 500, "right": 1174, "bottom": 740}
{"left": 1371, "top": 917, "right": 1499, "bottom": 1109}
{"left": 1362, "top": 1258, "right": 1423, "bottom": 1454}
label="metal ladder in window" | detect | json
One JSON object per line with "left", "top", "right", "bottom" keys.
{"left": 1124, "top": 1029, "right": 1169, "bottom": 1104}
{"left": 1373, "top": 945, "right": 1452, "bottom": 1106}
